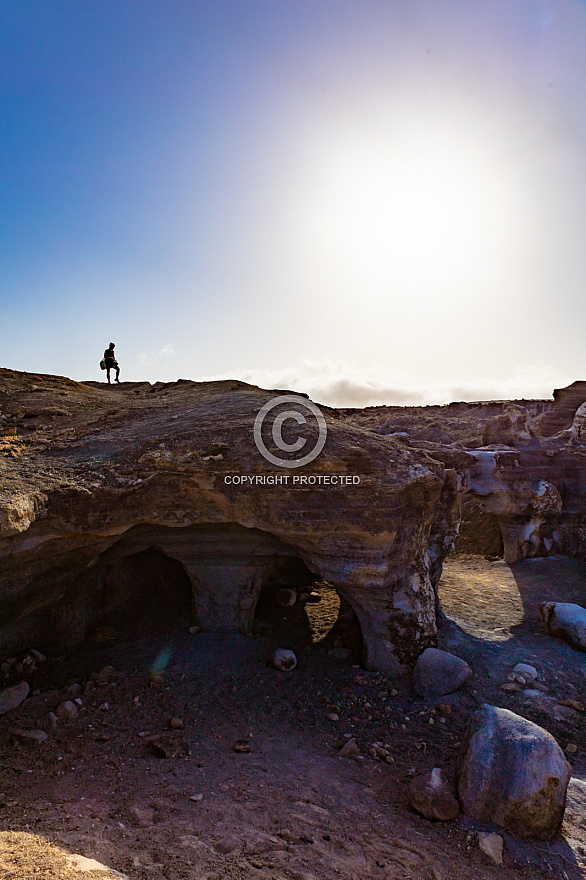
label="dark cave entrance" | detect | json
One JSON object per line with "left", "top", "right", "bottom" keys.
{"left": 91, "top": 547, "right": 193, "bottom": 639}
{"left": 44, "top": 522, "right": 366, "bottom": 670}
{"left": 253, "top": 561, "right": 363, "bottom": 661}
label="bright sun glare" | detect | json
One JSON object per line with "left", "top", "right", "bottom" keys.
{"left": 301, "top": 116, "right": 528, "bottom": 297}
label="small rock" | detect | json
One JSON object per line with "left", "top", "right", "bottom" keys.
{"left": 413, "top": 648, "right": 472, "bottom": 699}
{"left": 522, "top": 689, "right": 544, "bottom": 701}
{"left": 338, "top": 737, "right": 359, "bottom": 758}
{"left": 128, "top": 805, "right": 155, "bottom": 827}
{"left": 99, "top": 702, "right": 109, "bottom": 711}
{"left": 189, "top": 793, "right": 203, "bottom": 802}
{"left": 149, "top": 672, "right": 165, "bottom": 690}
{"left": 170, "top": 717, "right": 185, "bottom": 730}
{"left": 56, "top": 701, "right": 79, "bottom": 722}
{"left": 48, "top": 711, "right": 58, "bottom": 729}
{"left": 275, "top": 588, "right": 297, "bottom": 607}
{"left": 326, "top": 713, "right": 339, "bottom": 721}
{"left": 273, "top": 649, "right": 297, "bottom": 671}
{"left": 566, "top": 743, "right": 578, "bottom": 754}
{"left": 66, "top": 683, "right": 81, "bottom": 696}
{"left": 553, "top": 705, "right": 576, "bottom": 723}
{"left": 189, "top": 625, "right": 200, "bottom": 634}
{"left": 501, "top": 683, "right": 520, "bottom": 692}
{"left": 216, "top": 837, "right": 239, "bottom": 854}
{"left": 0, "top": 682, "right": 29, "bottom": 716}
{"left": 477, "top": 832, "right": 504, "bottom": 865}
{"left": 95, "top": 732, "right": 110, "bottom": 742}
{"left": 409, "top": 768, "right": 459, "bottom": 821}
{"left": 278, "top": 828, "right": 297, "bottom": 843}
{"left": 29, "top": 650, "right": 46, "bottom": 663}
{"left": 437, "top": 703, "right": 452, "bottom": 715}
{"left": 91, "top": 665, "right": 115, "bottom": 683}
{"left": 11, "top": 728, "right": 48, "bottom": 744}
{"left": 147, "top": 734, "right": 188, "bottom": 758}
{"left": 233, "top": 739, "right": 253, "bottom": 753}
{"left": 508, "top": 672, "right": 526, "bottom": 685}
{"left": 513, "top": 663, "right": 538, "bottom": 681}
{"left": 560, "top": 699, "right": 585, "bottom": 713}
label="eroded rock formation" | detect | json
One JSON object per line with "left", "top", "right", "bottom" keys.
{"left": 344, "top": 381, "right": 586, "bottom": 564}
{"left": 3, "top": 369, "right": 586, "bottom": 671}
{"left": 0, "top": 369, "right": 461, "bottom": 674}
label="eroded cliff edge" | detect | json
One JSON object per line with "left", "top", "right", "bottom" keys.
{"left": 0, "top": 369, "right": 463, "bottom": 674}
{"left": 3, "top": 369, "right": 585, "bottom": 675}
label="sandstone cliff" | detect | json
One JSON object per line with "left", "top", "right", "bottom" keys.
{"left": 0, "top": 369, "right": 461, "bottom": 674}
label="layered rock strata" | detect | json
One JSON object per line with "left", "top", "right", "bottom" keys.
{"left": 0, "top": 369, "right": 461, "bottom": 674}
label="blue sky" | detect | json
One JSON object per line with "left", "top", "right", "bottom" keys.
{"left": 2, "top": 0, "right": 586, "bottom": 405}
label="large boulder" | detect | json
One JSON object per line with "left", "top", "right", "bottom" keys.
{"left": 413, "top": 648, "right": 472, "bottom": 698}
{"left": 540, "top": 602, "right": 586, "bottom": 651}
{"left": 456, "top": 704, "right": 571, "bottom": 839}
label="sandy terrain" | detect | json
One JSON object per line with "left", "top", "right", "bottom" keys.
{"left": 0, "top": 555, "right": 585, "bottom": 879}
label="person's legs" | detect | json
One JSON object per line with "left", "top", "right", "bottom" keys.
{"left": 106, "top": 367, "right": 111, "bottom": 384}
{"left": 115, "top": 366, "right": 120, "bottom": 383}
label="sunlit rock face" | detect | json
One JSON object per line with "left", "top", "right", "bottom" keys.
{"left": 0, "top": 369, "right": 461, "bottom": 675}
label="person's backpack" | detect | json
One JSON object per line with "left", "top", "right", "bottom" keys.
{"left": 100, "top": 359, "right": 106, "bottom": 370}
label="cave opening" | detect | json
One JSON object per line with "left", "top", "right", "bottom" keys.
{"left": 91, "top": 547, "right": 193, "bottom": 641}
{"left": 253, "top": 563, "right": 363, "bottom": 661}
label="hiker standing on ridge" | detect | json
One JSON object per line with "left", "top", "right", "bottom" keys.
{"left": 103, "top": 342, "right": 120, "bottom": 384}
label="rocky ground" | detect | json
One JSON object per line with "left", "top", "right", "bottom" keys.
{"left": 0, "top": 555, "right": 585, "bottom": 880}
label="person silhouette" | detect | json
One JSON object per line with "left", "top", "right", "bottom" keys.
{"left": 103, "top": 343, "right": 120, "bottom": 384}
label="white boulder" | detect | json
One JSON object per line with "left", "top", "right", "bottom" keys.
{"left": 457, "top": 704, "right": 570, "bottom": 839}
{"left": 540, "top": 602, "right": 586, "bottom": 651}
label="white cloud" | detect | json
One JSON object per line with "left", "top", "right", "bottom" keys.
{"left": 136, "top": 344, "right": 175, "bottom": 369}
{"left": 199, "top": 359, "right": 570, "bottom": 408}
